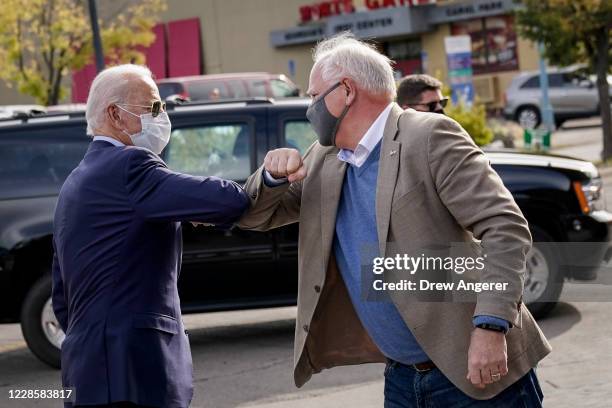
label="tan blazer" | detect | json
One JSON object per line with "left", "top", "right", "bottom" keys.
{"left": 238, "top": 104, "right": 551, "bottom": 399}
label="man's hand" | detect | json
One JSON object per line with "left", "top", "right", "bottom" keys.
{"left": 264, "top": 148, "right": 307, "bottom": 183}
{"left": 466, "top": 328, "right": 508, "bottom": 389}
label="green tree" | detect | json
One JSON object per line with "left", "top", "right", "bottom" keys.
{"left": 445, "top": 101, "right": 494, "bottom": 147}
{"left": 0, "top": 0, "right": 166, "bottom": 106}
{"left": 516, "top": 0, "right": 612, "bottom": 159}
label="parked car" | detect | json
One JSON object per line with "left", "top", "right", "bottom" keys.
{"left": 156, "top": 72, "right": 300, "bottom": 102}
{"left": 0, "top": 105, "right": 47, "bottom": 119}
{"left": 1, "top": 98, "right": 611, "bottom": 368}
{"left": 503, "top": 66, "right": 612, "bottom": 129}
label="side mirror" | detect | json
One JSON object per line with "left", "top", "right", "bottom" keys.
{"left": 579, "top": 79, "right": 594, "bottom": 89}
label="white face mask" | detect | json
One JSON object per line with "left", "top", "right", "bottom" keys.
{"left": 117, "top": 105, "right": 172, "bottom": 154}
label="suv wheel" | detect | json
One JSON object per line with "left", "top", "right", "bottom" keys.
{"left": 516, "top": 106, "right": 541, "bottom": 129}
{"left": 524, "top": 226, "right": 563, "bottom": 318}
{"left": 20, "top": 274, "right": 62, "bottom": 368}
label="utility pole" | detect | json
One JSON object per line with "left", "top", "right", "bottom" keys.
{"left": 88, "top": 0, "right": 105, "bottom": 73}
{"left": 537, "top": 42, "right": 554, "bottom": 133}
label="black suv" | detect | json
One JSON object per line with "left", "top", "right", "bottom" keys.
{"left": 1, "top": 98, "right": 611, "bottom": 368}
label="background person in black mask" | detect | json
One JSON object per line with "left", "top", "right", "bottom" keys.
{"left": 397, "top": 74, "right": 449, "bottom": 115}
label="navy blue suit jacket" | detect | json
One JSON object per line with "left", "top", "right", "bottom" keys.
{"left": 51, "top": 140, "right": 249, "bottom": 407}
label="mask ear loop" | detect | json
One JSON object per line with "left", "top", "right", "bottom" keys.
{"left": 115, "top": 104, "right": 141, "bottom": 139}
{"left": 329, "top": 81, "right": 354, "bottom": 146}
{"left": 330, "top": 104, "right": 351, "bottom": 146}
{"left": 116, "top": 104, "right": 140, "bottom": 118}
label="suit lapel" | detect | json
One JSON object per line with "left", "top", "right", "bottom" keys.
{"left": 376, "top": 104, "right": 403, "bottom": 256}
{"left": 321, "top": 153, "right": 347, "bottom": 270}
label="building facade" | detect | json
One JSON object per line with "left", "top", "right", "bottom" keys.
{"left": 0, "top": 0, "right": 539, "bottom": 108}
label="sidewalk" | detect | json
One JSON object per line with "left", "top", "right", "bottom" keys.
{"left": 237, "top": 381, "right": 384, "bottom": 407}
{"left": 521, "top": 117, "right": 604, "bottom": 164}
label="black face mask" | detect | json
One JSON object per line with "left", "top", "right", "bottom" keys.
{"left": 306, "top": 82, "right": 351, "bottom": 147}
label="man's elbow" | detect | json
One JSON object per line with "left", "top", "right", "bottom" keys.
{"left": 224, "top": 188, "right": 251, "bottom": 223}
{"left": 235, "top": 189, "right": 251, "bottom": 216}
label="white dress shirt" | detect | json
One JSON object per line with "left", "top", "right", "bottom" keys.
{"left": 336, "top": 102, "right": 394, "bottom": 167}
{"left": 93, "top": 135, "right": 125, "bottom": 147}
{"left": 263, "top": 102, "right": 394, "bottom": 185}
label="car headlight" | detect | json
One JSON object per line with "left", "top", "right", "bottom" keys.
{"left": 573, "top": 177, "right": 605, "bottom": 214}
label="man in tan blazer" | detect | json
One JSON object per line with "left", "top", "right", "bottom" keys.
{"left": 238, "top": 33, "right": 551, "bottom": 407}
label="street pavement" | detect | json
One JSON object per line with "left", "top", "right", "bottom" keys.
{"left": 544, "top": 117, "right": 604, "bottom": 163}
{"left": 0, "top": 118, "right": 611, "bottom": 407}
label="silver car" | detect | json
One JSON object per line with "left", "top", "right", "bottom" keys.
{"left": 503, "top": 66, "right": 611, "bottom": 129}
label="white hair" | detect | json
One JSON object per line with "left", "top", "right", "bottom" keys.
{"left": 85, "top": 64, "right": 153, "bottom": 135}
{"left": 312, "top": 33, "right": 396, "bottom": 100}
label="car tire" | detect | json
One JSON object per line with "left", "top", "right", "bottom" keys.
{"left": 524, "top": 226, "right": 563, "bottom": 319}
{"left": 516, "top": 106, "right": 541, "bottom": 129}
{"left": 20, "top": 274, "right": 62, "bottom": 369}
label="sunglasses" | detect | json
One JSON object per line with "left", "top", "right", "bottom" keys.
{"left": 116, "top": 100, "right": 166, "bottom": 117}
{"left": 408, "top": 97, "right": 449, "bottom": 112}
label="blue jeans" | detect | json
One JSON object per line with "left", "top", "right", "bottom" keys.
{"left": 384, "top": 360, "right": 543, "bottom": 408}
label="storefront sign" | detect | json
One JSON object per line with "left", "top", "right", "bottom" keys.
{"left": 445, "top": 35, "right": 474, "bottom": 105}
{"left": 328, "top": 7, "right": 431, "bottom": 41}
{"left": 272, "top": 5, "right": 432, "bottom": 47}
{"left": 365, "top": 0, "right": 436, "bottom": 10}
{"left": 299, "top": 0, "right": 355, "bottom": 23}
{"left": 270, "top": 24, "right": 326, "bottom": 47}
{"left": 428, "top": 0, "right": 520, "bottom": 24}
{"left": 298, "top": 0, "right": 436, "bottom": 23}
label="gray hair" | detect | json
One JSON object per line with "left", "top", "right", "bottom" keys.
{"left": 312, "top": 33, "right": 396, "bottom": 100}
{"left": 85, "top": 64, "right": 153, "bottom": 135}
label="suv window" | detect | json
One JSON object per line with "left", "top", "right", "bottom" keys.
{"left": 548, "top": 74, "right": 564, "bottom": 88}
{"left": 271, "top": 79, "right": 298, "bottom": 98}
{"left": 0, "top": 126, "right": 89, "bottom": 199}
{"left": 247, "top": 79, "right": 268, "bottom": 97}
{"left": 227, "top": 80, "right": 249, "bottom": 98}
{"left": 562, "top": 73, "right": 589, "bottom": 87}
{"left": 165, "top": 123, "right": 251, "bottom": 181}
{"left": 158, "top": 82, "right": 184, "bottom": 100}
{"left": 284, "top": 120, "right": 317, "bottom": 154}
{"left": 520, "top": 76, "right": 539, "bottom": 89}
{"left": 187, "top": 81, "right": 231, "bottom": 100}
{"left": 520, "top": 73, "right": 565, "bottom": 89}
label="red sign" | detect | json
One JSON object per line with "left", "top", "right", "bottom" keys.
{"left": 299, "top": 0, "right": 355, "bottom": 23}
{"left": 365, "top": 0, "right": 434, "bottom": 9}
{"left": 299, "top": 0, "right": 435, "bottom": 23}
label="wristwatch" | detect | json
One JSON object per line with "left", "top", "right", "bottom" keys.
{"left": 475, "top": 322, "right": 507, "bottom": 334}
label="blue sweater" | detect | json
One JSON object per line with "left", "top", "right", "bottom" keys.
{"left": 333, "top": 142, "right": 430, "bottom": 364}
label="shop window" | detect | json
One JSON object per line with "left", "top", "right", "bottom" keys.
{"left": 451, "top": 15, "right": 519, "bottom": 75}
{"left": 385, "top": 39, "right": 423, "bottom": 77}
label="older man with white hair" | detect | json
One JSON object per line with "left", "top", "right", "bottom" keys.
{"left": 51, "top": 64, "right": 249, "bottom": 408}
{"left": 238, "top": 34, "right": 550, "bottom": 407}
